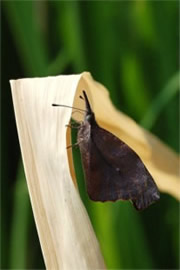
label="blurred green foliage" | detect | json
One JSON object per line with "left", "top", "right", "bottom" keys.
{"left": 1, "top": 1, "right": 179, "bottom": 269}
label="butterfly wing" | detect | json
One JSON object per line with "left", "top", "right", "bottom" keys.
{"left": 78, "top": 121, "right": 160, "bottom": 211}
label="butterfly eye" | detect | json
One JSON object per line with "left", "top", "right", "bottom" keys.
{"left": 86, "top": 114, "right": 92, "bottom": 121}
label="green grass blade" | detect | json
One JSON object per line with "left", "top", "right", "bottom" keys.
{"left": 3, "top": 1, "right": 48, "bottom": 75}
{"left": 57, "top": 1, "right": 86, "bottom": 72}
{"left": 121, "top": 52, "right": 150, "bottom": 120}
{"left": 47, "top": 49, "right": 71, "bottom": 75}
{"left": 88, "top": 203, "right": 123, "bottom": 269}
{"left": 9, "top": 161, "right": 31, "bottom": 269}
{"left": 141, "top": 72, "right": 180, "bottom": 129}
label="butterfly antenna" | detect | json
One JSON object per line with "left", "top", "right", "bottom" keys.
{"left": 82, "top": 90, "right": 93, "bottom": 114}
{"left": 52, "top": 104, "right": 87, "bottom": 113}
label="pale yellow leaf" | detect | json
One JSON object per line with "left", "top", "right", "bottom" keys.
{"left": 10, "top": 75, "right": 106, "bottom": 270}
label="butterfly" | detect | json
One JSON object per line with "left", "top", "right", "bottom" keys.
{"left": 76, "top": 91, "right": 160, "bottom": 210}
{"left": 53, "top": 91, "right": 160, "bottom": 211}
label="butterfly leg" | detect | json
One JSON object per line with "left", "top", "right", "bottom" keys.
{"left": 66, "top": 139, "right": 84, "bottom": 149}
{"left": 66, "top": 123, "right": 80, "bottom": 129}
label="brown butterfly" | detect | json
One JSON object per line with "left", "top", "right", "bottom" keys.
{"left": 53, "top": 91, "right": 160, "bottom": 210}
{"left": 77, "top": 91, "right": 160, "bottom": 211}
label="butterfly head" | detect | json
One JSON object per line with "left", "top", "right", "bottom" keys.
{"left": 85, "top": 113, "right": 95, "bottom": 123}
{"left": 82, "top": 90, "right": 95, "bottom": 124}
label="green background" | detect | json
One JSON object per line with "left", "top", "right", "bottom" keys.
{"left": 1, "top": 1, "right": 179, "bottom": 269}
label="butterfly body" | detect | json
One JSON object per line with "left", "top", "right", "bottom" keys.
{"left": 77, "top": 91, "right": 160, "bottom": 211}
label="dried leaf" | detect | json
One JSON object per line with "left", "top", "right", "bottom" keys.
{"left": 10, "top": 75, "right": 106, "bottom": 270}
